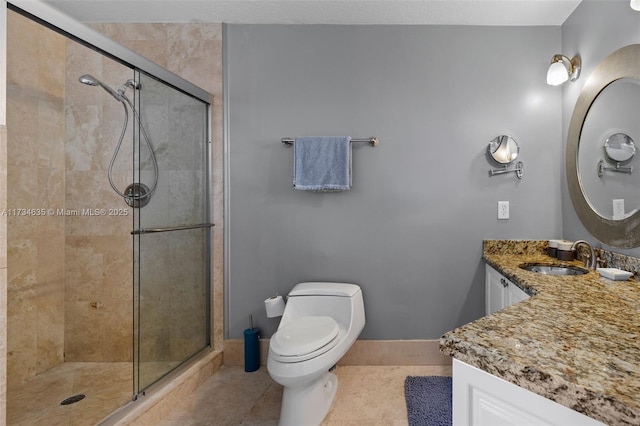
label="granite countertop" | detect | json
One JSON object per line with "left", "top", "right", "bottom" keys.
{"left": 440, "top": 240, "right": 640, "bottom": 426}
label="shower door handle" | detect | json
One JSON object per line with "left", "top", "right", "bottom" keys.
{"left": 131, "top": 223, "right": 214, "bottom": 235}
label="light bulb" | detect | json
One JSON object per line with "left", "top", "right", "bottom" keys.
{"left": 547, "top": 60, "right": 569, "bottom": 86}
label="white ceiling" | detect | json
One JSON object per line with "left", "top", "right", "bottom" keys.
{"left": 43, "top": 0, "right": 582, "bottom": 26}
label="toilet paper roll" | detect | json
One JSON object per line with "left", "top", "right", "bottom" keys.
{"left": 265, "top": 295, "right": 285, "bottom": 318}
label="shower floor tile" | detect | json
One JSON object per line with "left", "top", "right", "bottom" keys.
{"left": 159, "top": 364, "right": 452, "bottom": 425}
{"left": 7, "top": 362, "right": 133, "bottom": 426}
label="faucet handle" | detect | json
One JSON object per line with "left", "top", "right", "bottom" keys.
{"left": 573, "top": 246, "right": 589, "bottom": 266}
{"left": 596, "top": 257, "right": 607, "bottom": 268}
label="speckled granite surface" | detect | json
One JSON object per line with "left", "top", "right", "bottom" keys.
{"left": 440, "top": 240, "right": 640, "bottom": 426}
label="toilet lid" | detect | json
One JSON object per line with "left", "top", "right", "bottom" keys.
{"left": 270, "top": 316, "right": 339, "bottom": 357}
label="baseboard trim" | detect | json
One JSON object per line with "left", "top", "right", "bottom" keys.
{"left": 222, "top": 339, "right": 451, "bottom": 367}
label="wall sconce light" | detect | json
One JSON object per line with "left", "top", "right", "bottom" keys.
{"left": 546, "top": 54, "right": 581, "bottom": 86}
{"left": 631, "top": 0, "right": 640, "bottom": 11}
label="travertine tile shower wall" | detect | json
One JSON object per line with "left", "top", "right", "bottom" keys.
{"left": 90, "top": 22, "right": 226, "bottom": 353}
{"left": 130, "top": 76, "right": 208, "bottom": 367}
{"left": 6, "top": 12, "right": 66, "bottom": 385}
{"left": 64, "top": 38, "right": 133, "bottom": 362}
{"left": 66, "top": 22, "right": 225, "bottom": 363}
{"left": 0, "top": 123, "right": 6, "bottom": 420}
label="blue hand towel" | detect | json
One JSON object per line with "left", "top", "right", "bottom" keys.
{"left": 293, "top": 136, "right": 352, "bottom": 191}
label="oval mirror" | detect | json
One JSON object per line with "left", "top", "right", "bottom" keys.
{"left": 487, "top": 135, "right": 519, "bottom": 165}
{"left": 577, "top": 77, "right": 640, "bottom": 221}
{"left": 604, "top": 133, "right": 636, "bottom": 163}
{"left": 567, "top": 44, "right": 640, "bottom": 248}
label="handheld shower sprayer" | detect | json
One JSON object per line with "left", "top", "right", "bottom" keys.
{"left": 78, "top": 74, "right": 158, "bottom": 208}
{"left": 79, "top": 74, "right": 125, "bottom": 102}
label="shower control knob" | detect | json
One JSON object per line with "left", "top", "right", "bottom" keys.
{"left": 124, "top": 183, "right": 151, "bottom": 208}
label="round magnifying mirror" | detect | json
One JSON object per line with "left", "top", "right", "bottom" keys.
{"left": 604, "top": 133, "right": 636, "bottom": 163}
{"left": 487, "top": 135, "right": 519, "bottom": 165}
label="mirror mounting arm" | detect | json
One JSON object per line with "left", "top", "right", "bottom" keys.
{"left": 489, "top": 161, "right": 524, "bottom": 179}
{"left": 597, "top": 159, "right": 633, "bottom": 178}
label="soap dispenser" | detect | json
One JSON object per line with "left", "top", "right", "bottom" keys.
{"left": 557, "top": 240, "right": 575, "bottom": 261}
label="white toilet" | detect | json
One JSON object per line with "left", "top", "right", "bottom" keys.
{"left": 267, "top": 282, "right": 365, "bottom": 426}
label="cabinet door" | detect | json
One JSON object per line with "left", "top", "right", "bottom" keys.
{"left": 453, "top": 359, "right": 605, "bottom": 426}
{"left": 470, "top": 384, "right": 553, "bottom": 425}
{"left": 486, "top": 265, "right": 507, "bottom": 315}
{"left": 506, "top": 281, "right": 529, "bottom": 306}
{"left": 486, "top": 264, "right": 530, "bottom": 315}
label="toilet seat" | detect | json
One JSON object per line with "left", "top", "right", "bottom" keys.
{"left": 270, "top": 316, "right": 340, "bottom": 363}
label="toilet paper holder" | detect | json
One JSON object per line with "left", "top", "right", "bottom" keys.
{"left": 265, "top": 293, "right": 286, "bottom": 318}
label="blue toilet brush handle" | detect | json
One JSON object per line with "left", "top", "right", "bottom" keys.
{"left": 244, "top": 314, "right": 260, "bottom": 372}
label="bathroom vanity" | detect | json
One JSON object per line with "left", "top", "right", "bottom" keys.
{"left": 485, "top": 264, "right": 529, "bottom": 315}
{"left": 441, "top": 42, "right": 640, "bottom": 426}
{"left": 440, "top": 240, "right": 640, "bottom": 426}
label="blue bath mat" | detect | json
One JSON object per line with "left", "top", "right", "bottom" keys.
{"left": 404, "top": 376, "right": 452, "bottom": 426}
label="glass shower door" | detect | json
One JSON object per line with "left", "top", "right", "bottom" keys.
{"left": 132, "top": 71, "right": 211, "bottom": 395}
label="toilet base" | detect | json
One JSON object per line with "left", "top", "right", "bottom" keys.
{"left": 278, "top": 371, "right": 338, "bottom": 426}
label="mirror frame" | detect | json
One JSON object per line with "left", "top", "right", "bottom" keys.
{"left": 567, "top": 44, "right": 640, "bottom": 248}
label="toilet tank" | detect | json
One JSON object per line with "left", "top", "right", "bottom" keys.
{"left": 288, "top": 282, "right": 361, "bottom": 297}
{"left": 280, "top": 282, "right": 365, "bottom": 331}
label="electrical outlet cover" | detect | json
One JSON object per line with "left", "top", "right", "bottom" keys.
{"left": 498, "top": 201, "right": 509, "bottom": 219}
{"left": 613, "top": 199, "right": 625, "bottom": 220}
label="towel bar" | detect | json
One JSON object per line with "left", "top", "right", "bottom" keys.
{"left": 282, "top": 137, "right": 379, "bottom": 147}
{"left": 131, "top": 223, "right": 214, "bottom": 235}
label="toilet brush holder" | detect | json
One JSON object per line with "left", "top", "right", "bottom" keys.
{"left": 244, "top": 315, "right": 260, "bottom": 372}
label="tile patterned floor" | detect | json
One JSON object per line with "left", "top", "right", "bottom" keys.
{"left": 159, "top": 364, "right": 452, "bottom": 425}
{"left": 7, "top": 362, "right": 132, "bottom": 426}
{"left": 6, "top": 360, "right": 180, "bottom": 425}
{"left": 6, "top": 363, "right": 451, "bottom": 425}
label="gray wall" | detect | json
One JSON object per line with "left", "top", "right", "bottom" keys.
{"left": 561, "top": 0, "right": 640, "bottom": 256}
{"left": 225, "top": 24, "right": 563, "bottom": 339}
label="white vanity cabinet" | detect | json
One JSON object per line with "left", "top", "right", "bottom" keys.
{"left": 453, "top": 359, "right": 605, "bottom": 426}
{"left": 485, "top": 264, "right": 529, "bottom": 315}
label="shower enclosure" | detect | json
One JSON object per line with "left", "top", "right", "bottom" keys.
{"left": 4, "top": 1, "right": 213, "bottom": 423}
{"left": 132, "top": 72, "right": 211, "bottom": 393}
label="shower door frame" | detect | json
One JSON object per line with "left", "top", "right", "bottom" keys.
{"left": 132, "top": 70, "right": 213, "bottom": 396}
{"left": 6, "top": 0, "right": 212, "bottom": 105}
{"left": 6, "top": 0, "right": 215, "bottom": 404}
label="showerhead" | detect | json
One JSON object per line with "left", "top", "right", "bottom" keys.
{"left": 78, "top": 74, "right": 99, "bottom": 86}
{"left": 78, "top": 74, "right": 124, "bottom": 102}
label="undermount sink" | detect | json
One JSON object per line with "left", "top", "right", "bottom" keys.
{"left": 519, "top": 263, "right": 589, "bottom": 276}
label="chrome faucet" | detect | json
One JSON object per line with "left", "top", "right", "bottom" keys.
{"left": 571, "top": 240, "right": 596, "bottom": 269}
